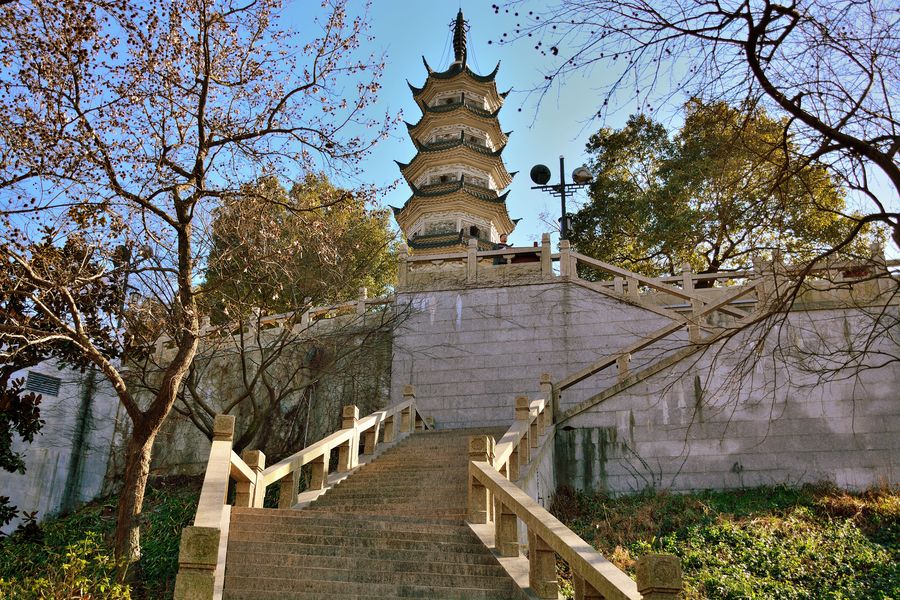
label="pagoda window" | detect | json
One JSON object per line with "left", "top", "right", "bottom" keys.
{"left": 465, "top": 133, "right": 486, "bottom": 147}
{"left": 424, "top": 220, "right": 455, "bottom": 234}
{"left": 430, "top": 173, "right": 458, "bottom": 184}
{"left": 431, "top": 132, "right": 456, "bottom": 143}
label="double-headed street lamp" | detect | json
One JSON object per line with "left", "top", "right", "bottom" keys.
{"left": 530, "top": 156, "right": 593, "bottom": 240}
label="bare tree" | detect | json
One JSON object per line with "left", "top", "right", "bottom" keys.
{"left": 494, "top": 0, "right": 899, "bottom": 250}
{"left": 0, "top": 0, "right": 394, "bottom": 562}
{"left": 162, "top": 302, "right": 403, "bottom": 465}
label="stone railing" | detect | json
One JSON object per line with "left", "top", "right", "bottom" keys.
{"left": 467, "top": 391, "right": 681, "bottom": 600}
{"left": 173, "top": 387, "right": 427, "bottom": 600}
{"left": 399, "top": 234, "right": 557, "bottom": 288}
{"left": 399, "top": 233, "right": 896, "bottom": 308}
{"left": 155, "top": 287, "right": 392, "bottom": 356}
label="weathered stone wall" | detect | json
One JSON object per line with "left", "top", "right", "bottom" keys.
{"left": 105, "top": 313, "right": 395, "bottom": 483}
{"left": 0, "top": 362, "right": 120, "bottom": 533}
{"left": 559, "top": 306, "right": 900, "bottom": 493}
{"left": 391, "top": 280, "right": 681, "bottom": 429}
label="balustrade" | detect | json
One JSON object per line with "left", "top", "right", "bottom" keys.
{"left": 467, "top": 384, "right": 683, "bottom": 600}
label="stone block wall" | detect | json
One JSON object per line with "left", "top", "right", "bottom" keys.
{"left": 392, "top": 280, "right": 675, "bottom": 428}
{"left": 559, "top": 307, "right": 900, "bottom": 493}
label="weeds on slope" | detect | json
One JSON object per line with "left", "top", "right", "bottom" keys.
{"left": 550, "top": 483, "right": 899, "bottom": 599}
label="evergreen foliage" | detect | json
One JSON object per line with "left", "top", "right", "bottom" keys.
{"left": 571, "top": 100, "right": 872, "bottom": 279}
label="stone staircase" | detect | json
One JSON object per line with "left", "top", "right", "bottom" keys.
{"left": 222, "top": 428, "right": 528, "bottom": 599}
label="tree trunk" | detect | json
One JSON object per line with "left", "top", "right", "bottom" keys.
{"left": 114, "top": 423, "right": 156, "bottom": 564}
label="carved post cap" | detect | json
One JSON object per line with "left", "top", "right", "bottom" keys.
{"left": 636, "top": 554, "right": 683, "bottom": 598}
{"left": 682, "top": 262, "right": 692, "bottom": 273}
{"left": 541, "top": 232, "right": 551, "bottom": 243}
{"left": 342, "top": 404, "right": 359, "bottom": 420}
{"left": 515, "top": 395, "right": 531, "bottom": 420}
{"left": 177, "top": 526, "right": 221, "bottom": 568}
{"left": 241, "top": 449, "right": 266, "bottom": 471}
{"left": 403, "top": 384, "right": 416, "bottom": 398}
{"left": 540, "top": 373, "right": 552, "bottom": 384}
{"left": 468, "top": 435, "right": 494, "bottom": 462}
{"left": 212, "top": 414, "right": 235, "bottom": 441}
{"left": 399, "top": 243, "right": 409, "bottom": 256}
{"left": 559, "top": 239, "right": 571, "bottom": 249}
{"left": 468, "top": 237, "right": 478, "bottom": 248}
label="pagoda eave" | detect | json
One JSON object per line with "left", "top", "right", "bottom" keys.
{"left": 398, "top": 146, "right": 513, "bottom": 189}
{"left": 394, "top": 193, "right": 516, "bottom": 236}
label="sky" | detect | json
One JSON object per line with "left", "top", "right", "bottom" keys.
{"left": 306, "top": 0, "right": 649, "bottom": 247}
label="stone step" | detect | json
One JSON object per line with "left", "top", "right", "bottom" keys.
{"left": 227, "top": 529, "right": 484, "bottom": 554}
{"left": 300, "top": 509, "right": 468, "bottom": 520}
{"left": 226, "top": 562, "right": 517, "bottom": 589}
{"left": 229, "top": 513, "right": 471, "bottom": 537}
{"left": 230, "top": 550, "right": 510, "bottom": 577}
{"left": 226, "top": 539, "right": 500, "bottom": 566}
{"left": 223, "top": 575, "right": 523, "bottom": 600}
{"left": 317, "top": 489, "right": 468, "bottom": 502}
{"left": 231, "top": 507, "right": 462, "bottom": 527}
{"left": 228, "top": 522, "right": 477, "bottom": 545}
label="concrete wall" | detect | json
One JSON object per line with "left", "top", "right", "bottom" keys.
{"left": 392, "top": 280, "right": 679, "bottom": 429}
{"left": 560, "top": 307, "right": 900, "bottom": 493}
{"left": 0, "top": 362, "right": 120, "bottom": 533}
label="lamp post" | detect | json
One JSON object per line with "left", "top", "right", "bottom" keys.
{"left": 530, "top": 156, "right": 593, "bottom": 240}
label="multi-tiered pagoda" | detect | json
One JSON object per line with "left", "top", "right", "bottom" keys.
{"left": 392, "top": 10, "right": 517, "bottom": 254}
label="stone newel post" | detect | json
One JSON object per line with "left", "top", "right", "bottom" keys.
{"left": 636, "top": 554, "right": 683, "bottom": 600}
{"left": 467, "top": 435, "right": 494, "bottom": 523}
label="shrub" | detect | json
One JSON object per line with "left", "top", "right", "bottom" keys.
{"left": 0, "top": 533, "right": 130, "bottom": 599}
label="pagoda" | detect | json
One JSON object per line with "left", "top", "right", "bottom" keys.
{"left": 392, "top": 10, "right": 516, "bottom": 254}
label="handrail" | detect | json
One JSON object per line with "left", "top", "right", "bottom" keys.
{"left": 471, "top": 462, "right": 643, "bottom": 600}
{"left": 259, "top": 391, "right": 427, "bottom": 508}
{"left": 466, "top": 387, "right": 682, "bottom": 599}
{"left": 558, "top": 280, "right": 762, "bottom": 391}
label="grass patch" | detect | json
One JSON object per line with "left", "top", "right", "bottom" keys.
{"left": 550, "top": 483, "right": 900, "bottom": 599}
{"left": 0, "top": 476, "right": 200, "bottom": 599}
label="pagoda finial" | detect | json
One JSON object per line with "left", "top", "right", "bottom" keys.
{"left": 452, "top": 9, "right": 469, "bottom": 67}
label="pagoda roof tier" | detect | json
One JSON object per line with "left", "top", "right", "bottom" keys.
{"left": 408, "top": 67, "right": 508, "bottom": 112}
{"left": 391, "top": 189, "right": 517, "bottom": 236}
{"left": 406, "top": 105, "right": 509, "bottom": 149}
{"left": 396, "top": 145, "right": 514, "bottom": 190}
{"left": 425, "top": 57, "right": 500, "bottom": 82}
{"left": 412, "top": 134, "right": 507, "bottom": 157}
{"left": 392, "top": 180, "right": 511, "bottom": 219}
{"left": 413, "top": 98, "right": 501, "bottom": 120}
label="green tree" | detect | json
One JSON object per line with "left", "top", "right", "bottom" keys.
{"left": 571, "top": 100, "right": 863, "bottom": 280}
{"left": 203, "top": 174, "right": 396, "bottom": 319}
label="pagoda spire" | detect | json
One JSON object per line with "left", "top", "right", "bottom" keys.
{"left": 452, "top": 9, "right": 468, "bottom": 67}
{"left": 394, "top": 10, "right": 516, "bottom": 254}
